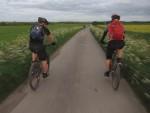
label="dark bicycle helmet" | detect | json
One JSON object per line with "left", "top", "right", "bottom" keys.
{"left": 38, "top": 17, "right": 48, "bottom": 25}
{"left": 111, "top": 14, "right": 120, "bottom": 20}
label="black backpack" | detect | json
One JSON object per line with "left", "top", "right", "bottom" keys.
{"left": 30, "top": 24, "right": 44, "bottom": 41}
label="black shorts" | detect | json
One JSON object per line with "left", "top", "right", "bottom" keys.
{"left": 106, "top": 40, "right": 125, "bottom": 59}
{"left": 29, "top": 43, "right": 48, "bottom": 61}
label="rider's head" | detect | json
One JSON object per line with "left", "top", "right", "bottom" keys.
{"left": 111, "top": 14, "right": 120, "bottom": 21}
{"left": 38, "top": 17, "right": 48, "bottom": 26}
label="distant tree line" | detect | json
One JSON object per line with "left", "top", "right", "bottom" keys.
{"left": 0, "top": 22, "right": 33, "bottom": 26}
{"left": 0, "top": 22, "right": 91, "bottom": 26}
{"left": 92, "top": 21, "right": 150, "bottom": 25}
{"left": 0, "top": 21, "right": 150, "bottom": 26}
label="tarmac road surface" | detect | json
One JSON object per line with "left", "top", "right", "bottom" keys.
{"left": 1, "top": 28, "right": 147, "bottom": 113}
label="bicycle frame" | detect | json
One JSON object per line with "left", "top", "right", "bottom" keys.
{"left": 111, "top": 50, "right": 122, "bottom": 90}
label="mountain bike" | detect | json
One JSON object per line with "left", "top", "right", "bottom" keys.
{"left": 28, "top": 45, "right": 51, "bottom": 91}
{"left": 110, "top": 50, "right": 123, "bottom": 90}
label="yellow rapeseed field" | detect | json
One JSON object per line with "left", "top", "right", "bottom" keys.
{"left": 125, "top": 25, "right": 150, "bottom": 33}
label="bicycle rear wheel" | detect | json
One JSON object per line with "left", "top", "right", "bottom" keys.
{"left": 29, "top": 63, "right": 41, "bottom": 91}
{"left": 112, "top": 64, "right": 121, "bottom": 90}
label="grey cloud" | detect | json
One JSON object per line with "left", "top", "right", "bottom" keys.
{"left": 111, "top": 2, "right": 150, "bottom": 16}
{"left": 9, "top": 0, "right": 150, "bottom": 16}
{"left": 1, "top": 0, "right": 150, "bottom": 21}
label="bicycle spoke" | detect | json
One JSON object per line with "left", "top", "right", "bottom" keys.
{"left": 29, "top": 62, "right": 41, "bottom": 91}
{"left": 112, "top": 64, "right": 121, "bottom": 90}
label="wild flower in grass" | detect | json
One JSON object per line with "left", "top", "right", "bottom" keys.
{"left": 0, "top": 35, "right": 30, "bottom": 61}
{"left": 0, "top": 51, "right": 4, "bottom": 57}
{"left": 142, "top": 78, "right": 150, "bottom": 85}
{"left": 90, "top": 26, "right": 102, "bottom": 40}
{"left": 144, "top": 93, "right": 150, "bottom": 99}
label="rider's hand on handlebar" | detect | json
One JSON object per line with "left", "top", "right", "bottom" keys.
{"left": 100, "top": 39, "right": 105, "bottom": 44}
{"left": 51, "top": 41, "right": 56, "bottom": 45}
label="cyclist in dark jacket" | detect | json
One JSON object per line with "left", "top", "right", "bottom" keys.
{"left": 29, "top": 17, "right": 53, "bottom": 78}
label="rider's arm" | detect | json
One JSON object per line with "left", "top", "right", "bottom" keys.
{"left": 47, "top": 34, "right": 53, "bottom": 44}
{"left": 123, "top": 25, "right": 126, "bottom": 40}
{"left": 100, "top": 28, "right": 108, "bottom": 43}
{"left": 43, "top": 27, "right": 53, "bottom": 44}
{"left": 123, "top": 31, "right": 126, "bottom": 40}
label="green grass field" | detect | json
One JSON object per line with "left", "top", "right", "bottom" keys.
{"left": 0, "top": 26, "right": 29, "bottom": 41}
{"left": 0, "top": 23, "right": 83, "bottom": 42}
{"left": 90, "top": 24, "right": 150, "bottom": 111}
{"left": 0, "top": 23, "right": 83, "bottom": 103}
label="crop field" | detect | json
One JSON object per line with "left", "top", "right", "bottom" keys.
{"left": 0, "top": 23, "right": 83, "bottom": 42}
{"left": 90, "top": 24, "right": 150, "bottom": 110}
{"left": 96, "top": 24, "right": 150, "bottom": 33}
{"left": 125, "top": 24, "right": 150, "bottom": 33}
{"left": 0, "top": 23, "right": 83, "bottom": 102}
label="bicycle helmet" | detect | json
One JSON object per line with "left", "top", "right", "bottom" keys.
{"left": 38, "top": 17, "right": 48, "bottom": 25}
{"left": 111, "top": 14, "right": 120, "bottom": 20}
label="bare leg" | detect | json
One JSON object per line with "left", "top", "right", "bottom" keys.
{"left": 104, "top": 59, "right": 112, "bottom": 77}
{"left": 106, "top": 59, "right": 112, "bottom": 71}
{"left": 117, "top": 48, "right": 123, "bottom": 58}
{"left": 42, "top": 60, "right": 49, "bottom": 74}
{"left": 117, "top": 48, "right": 124, "bottom": 62}
{"left": 32, "top": 53, "right": 37, "bottom": 62}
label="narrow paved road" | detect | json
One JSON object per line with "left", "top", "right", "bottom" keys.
{"left": 8, "top": 29, "right": 147, "bottom": 113}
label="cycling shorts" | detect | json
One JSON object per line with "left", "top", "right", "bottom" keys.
{"left": 29, "top": 43, "right": 48, "bottom": 61}
{"left": 106, "top": 40, "right": 125, "bottom": 59}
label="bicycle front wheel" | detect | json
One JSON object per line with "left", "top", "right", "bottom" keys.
{"left": 112, "top": 64, "right": 121, "bottom": 90}
{"left": 28, "top": 64, "right": 41, "bottom": 91}
{"left": 29, "top": 72, "right": 40, "bottom": 91}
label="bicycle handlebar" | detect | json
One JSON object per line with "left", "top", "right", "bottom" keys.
{"left": 44, "top": 42, "right": 56, "bottom": 47}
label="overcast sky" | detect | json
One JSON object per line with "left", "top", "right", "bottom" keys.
{"left": 0, "top": 0, "right": 150, "bottom": 22}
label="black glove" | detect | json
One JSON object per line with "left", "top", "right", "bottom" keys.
{"left": 100, "top": 39, "right": 105, "bottom": 44}
{"left": 51, "top": 41, "right": 56, "bottom": 45}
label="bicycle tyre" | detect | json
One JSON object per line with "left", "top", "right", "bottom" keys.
{"left": 29, "top": 74, "right": 40, "bottom": 91}
{"left": 28, "top": 63, "right": 41, "bottom": 91}
{"left": 112, "top": 64, "right": 121, "bottom": 90}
